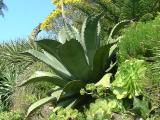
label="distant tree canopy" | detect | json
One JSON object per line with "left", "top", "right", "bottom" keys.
{"left": 36, "top": 0, "right": 160, "bottom": 46}
{"left": 40, "top": 0, "right": 160, "bottom": 33}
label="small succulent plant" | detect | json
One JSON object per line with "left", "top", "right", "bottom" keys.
{"left": 85, "top": 98, "right": 124, "bottom": 120}
{"left": 112, "top": 59, "right": 149, "bottom": 99}
{"left": 49, "top": 108, "right": 85, "bottom": 120}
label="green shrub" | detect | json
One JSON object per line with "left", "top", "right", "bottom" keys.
{"left": 0, "top": 69, "right": 18, "bottom": 111}
{"left": 118, "top": 15, "right": 160, "bottom": 63}
{"left": 0, "top": 111, "right": 23, "bottom": 120}
{"left": 11, "top": 61, "right": 53, "bottom": 108}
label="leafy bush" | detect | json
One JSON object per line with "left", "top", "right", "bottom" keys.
{"left": 0, "top": 69, "right": 18, "bottom": 111}
{"left": 118, "top": 15, "right": 160, "bottom": 63}
{"left": 11, "top": 61, "right": 53, "bottom": 119}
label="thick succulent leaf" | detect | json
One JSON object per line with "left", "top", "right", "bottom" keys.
{"left": 81, "top": 13, "right": 103, "bottom": 68}
{"left": 58, "top": 80, "right": 85, "bottom": 104}
{"left": 63, "top": 80, "right": 85, "bottom": 93}
{"left": 26, "top": 96, "right": 56, "bottom": 117}
{"left": 58, "top": 27, "right": 70, "bottom": 44}
{"left": 36, "top": 39, "right": 61, "bottom": 59}
{"left": 58, "top": 39, "right": 92, "bottom": 81}
{"left": 57, "top": 98, "right": 76, "bottom": 108}
{"left": 23, "top": 49, "right": 72, "bottom": 79}
{"left": 92, "top": 45, "right": 111, "bottom": 81}
{"left": 58, "top": 24, "right": 80, "bottom": 44}
{"left": 95, "top": 73, "right": 112, "bottom": 88}
{"left": 51, "top": 88, "right": 63, "bottom": 101}
{"left": 47, "top": 86, "right": 61, "bottom": 95}
{"left": 65, "top": 23, "right": 80, "bottom": 41}
{"left": 57, "top": 94, "right": 87, "bottom": 109}
{"left": 105, "top": 61, "right": 117, "bottom": 73}
{"left": 66, "top": 96, "right": 86, "bottom": 109}
{"left": 109, "top": 44, "right": 117, "bottom": 57}
{"left": 19, "top": 71, "right": 68, "bottom": 88}
{"left": 108, "top": 20, "right": 131, "bottom": 43}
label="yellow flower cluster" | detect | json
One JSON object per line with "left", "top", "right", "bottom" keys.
{"left": 41, "top": 0, "right": 111, "bottom": 30}
{"left": 52, "top": 0, "right": 83, "bottom": 6}
{"left": 41, "top": 0, "right": 83, "bottom": 30}
{"left": 40, "top": 9, "right": 62, "bottom": 30}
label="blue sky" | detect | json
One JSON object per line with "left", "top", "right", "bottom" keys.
{"left": 0, "top": 0, "right": 55, "bottom": 43}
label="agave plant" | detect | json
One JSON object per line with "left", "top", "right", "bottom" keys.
{"left": 20, "top": 14, "right": 130, "bottom": 117}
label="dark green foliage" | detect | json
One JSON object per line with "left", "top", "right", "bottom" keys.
{"left": 133, "top": 97, "right": 150, "bottom": 118}
{"left": 95, "top": 0, "right": 160, "bottom": 21}
{"left": 0, "top": 68, "right": 18, "bottom": 111}
{"left": 0, "top": 40, "right": 38, "bottom": 111}
{"left": 145, "top": 83, "right": 160, "bottom": 118}
{"left": 0, "top": 40, "right": 36, "bottom": 76}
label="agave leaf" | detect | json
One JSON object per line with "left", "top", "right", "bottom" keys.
{"left": 64, "top": 23, "right": 80, "bottom": 41}
{"left": 92, "top": 45, "right": 111, "bottom": 81}
{"left": 23, "top": 49, "right": 72, "bottom": 79}
{"left": 108, "top": 20, "right": 131, "bottom": 43}
{"left": 47, "top": 86, "right": 61, "bottom": 96}
{"left": 63, "top": 80, "right": 85, "bottom": 93}
{"left": 51, "top": 88, "right": 63, "bottom": 101}
{"left": 36, "top": 39, "right": 61, "bottom": 59}
{"left": 57, "top": 97, "right": 77, "bottom": 108}
{"left": 58, "top": 27, "right": 70, "bottom": 44}
{"left": 58, "top": 39, "right": 92, "bottom": 81}
{"left": 19, "top": 71, "right": 68, "bottom": 88}
{"left": 57, "top": 80, "right": 85, "bottom": 105}
{"left": 58, "top": 24, "right": 80, "bottom": 44}
{"left": 109, "top": 44, "right": 117, "bottom": 57}
{"left": 66, "top": 96, "right": 87, "bottom": 109}
{"left": 105, "top": 61, "right": 117, "bottom": 73}
{"left": 81, "top": 13, "right": 103, "bottom": 68}
{"left": 26, "top": 96, "right": 56, "bottom": 117}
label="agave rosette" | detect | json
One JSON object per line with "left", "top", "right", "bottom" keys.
{"left": 19, "top": 14, "right": 130, "bottom": 117}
